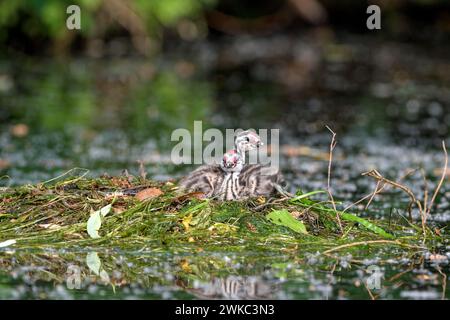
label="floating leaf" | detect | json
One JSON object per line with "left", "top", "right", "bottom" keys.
{"left": 99, "top": 204, "right": 112, "bottom": 217}
{"left": 0, "top": 239, "right": 16, "bottom": 248}
{"left": 86, "top": 252, "right": 101, "bottom": 275}
{"left": 87, "top": 211, "right": 102, "bottom": 239}
{"left": 339, "top": 212, "right": 394, "bottom": 239}
{"left": 86, "top": 252, "right": 110, "bottom": 283}
{"left": 87, "top": 204, "right": 112, "bottom": 239}
{"left": 267, "top": 209, "right": 308, "bottom": 235}
{"left": 135, "top": 187, "right": 163, "bottom": 201}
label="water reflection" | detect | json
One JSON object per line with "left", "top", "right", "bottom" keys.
{"left": 0, "top": 248, "right": 448, "bottom": 299}
{"left": 177, "top": 275, "right": 278, "bottom": 299}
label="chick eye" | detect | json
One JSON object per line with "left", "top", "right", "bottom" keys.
{"left": 245, "top": 137, "right": 250, "bottom": 142}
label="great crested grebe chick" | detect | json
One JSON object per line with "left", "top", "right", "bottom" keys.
{"left": 234, "top": 130, "right": 263, "bottom": 163}
{"left": 238, "top": 163, "right": 286, "bottom": 198}
{"left": 214, "top": 149, "right": 244, "bottom": 201}
{"left": 178, "top": 130, "right": 263, "bottom": 199}
{"left": 177, "top": 162, "right": 225, "bottom": 198}
{"left": 235, "top": 130, "right": 287, "bottom": 197}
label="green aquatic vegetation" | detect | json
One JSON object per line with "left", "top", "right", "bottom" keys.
{"left": 0, "top": 174, "right": 442, "bottom": 259}
{"left": 290, "top": 197, "right": 394, "bottom": 239}
{"left": 267, "top": 209, "right": 308, "bottom": 235}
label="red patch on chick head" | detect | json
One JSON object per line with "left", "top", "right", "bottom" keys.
{"left": 223, "top": 151, "right": 238, "bottom": 167}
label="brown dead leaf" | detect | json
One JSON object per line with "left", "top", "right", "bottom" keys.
{"left": 191, "top": 192, "right": 206, "bottom": 200}
{"left": 0, "top": 159, "right": 10, "bottom": 170}
{"left": 11, "top": 124, "right": 29, "bottom": 137}
{"left": 113, "top": 207, "right": 126, "bottom": 214}
{"left": 135, "top": 187, "right": 163, "bottom": 201}
{"left": 246, "top": 222, "right": 257, "bottom": 233}
{"left": 173, "top": 192, "right": 206, "bottom": 203}
{"left": 111, "top": 177, "right": 132, "bottom": 189}
{"left": 417, "top": 274, "right": 438, "bottom": 282}
{"left": 433, "top": 167, "right": 450, "bottom": 178}
{"left": 290, "top": 211, "right": 302, "bottom": 219}
{"left": 428, "top": 254, "right": 448, "bottom": 262}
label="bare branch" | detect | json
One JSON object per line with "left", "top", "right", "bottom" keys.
{"left": 325, "top": 125, "right": 343, "bottom": 233}
{"left": 426, "top": 141, "right": 448, "bottom": 218}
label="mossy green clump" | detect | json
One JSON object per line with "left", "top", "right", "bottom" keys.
{"left": 0, "top": 173, "right": 441, "bottom": 258}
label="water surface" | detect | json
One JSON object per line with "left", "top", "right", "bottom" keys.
{"left": 1, "top": 33, "right": 450, "bottom": 299}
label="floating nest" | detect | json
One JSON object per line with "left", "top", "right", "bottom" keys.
{"left": 0, "top": 171, "right": 441, "bottom": 259}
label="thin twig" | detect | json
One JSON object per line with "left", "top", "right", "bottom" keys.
{"left": 421, "top": 141, "right": 448, "bottom": 243}
{"left": 435, "top": 266, "right": 447, "bottom": 300}
{"left": 342, "top": 182, "right": 387, "bottom": 213}
{"left": 325, "top": 262, "right": 337, "bottom": 300}
{"left": 365, "top": 180, "right": 383, "bottom": 210}
{"left": 340, "top": 140, "right": 420, "bottom": 215}
{"left": 421, "top": 168, "right": 429, "bottom": 217}
{"left": 137, "top": 160, "right": 147, "bottom": 181}
{"left": 322, "top": 240, "right": 424, "bottom": 255}
{"left": 368, "top": 168, "right": 420, "bottom": 214}
{"left": 325, "top": 125, "right": 343, "bottom": 234}
{"left": 362, "top": 169, "right": 423, "bottom": 215}
{"left": 40, "top": 167, "right": 90, "bottom": 186}
{"left": 425, "top": 141, "right": 448, "bottom": 218}
{"left": 342, "top": 167, "right": 416, "bottom": 213}
{"left": 363, "top": 280, "right": 376, "bottom": 300}
{"left": 252, "top": 197, "right": 289, "bottom": 211}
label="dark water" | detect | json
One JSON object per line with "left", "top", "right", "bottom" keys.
{"left": 1, "top": 33, "right": 450, "bottom": 299}
{"left": 1, "top": 246, "right": 449, "bottom": 299}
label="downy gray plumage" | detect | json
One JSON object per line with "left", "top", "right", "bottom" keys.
{"left": 178, "top": 129, "right": 287, "bottom": 199}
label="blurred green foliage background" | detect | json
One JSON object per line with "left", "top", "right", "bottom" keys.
{"left": 0, "top": 0, "right": 449, "bottom": 56}
{"left": 0, "top": 0, "right": 449, "bottom": 184}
